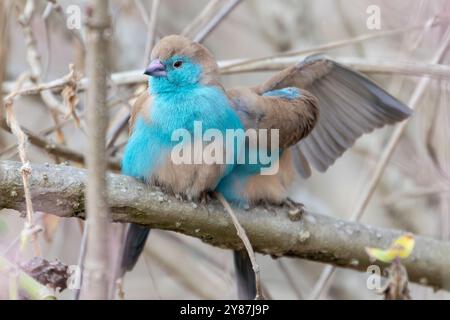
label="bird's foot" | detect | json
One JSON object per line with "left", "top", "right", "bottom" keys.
{"left": 261, "top": 200, "right": 277, "bottom": 215}
{"left": 199, "top": 190, "right": 214, "bottom": 205}
{"left": 283, "top": 198, "right": 305, "bottom": 221}
{"left": 175, "top": 193, "right": 193, "bottom": 202}
{"left": 175, "top": 193, "right": 184, "bottom": 201}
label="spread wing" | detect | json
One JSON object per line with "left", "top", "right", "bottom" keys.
{"left": 227, "top": 86, "right": 319, "bottom": 149}
{"left": 228, "top": 54, "right": 412, "bottom": 178}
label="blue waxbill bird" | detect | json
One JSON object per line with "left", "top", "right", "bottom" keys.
{"left": 120, "top": 35, "right": 412, "bottom": 299}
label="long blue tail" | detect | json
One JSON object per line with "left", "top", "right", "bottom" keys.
{"left": 120, "top": 224, "right": 256, "bottom": 299}
{"left": 234, "top": 250, "right": 256, "bottom": 299}
{"left": 119, "top": 224, "right": 151, "bottom": 276}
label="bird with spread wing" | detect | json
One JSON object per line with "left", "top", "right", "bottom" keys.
{"left": 119, "top": 35, "right": 412, "bottom": 299}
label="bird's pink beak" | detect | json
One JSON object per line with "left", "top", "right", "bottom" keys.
{"left": 144, "top": 59, "right": 166, "bottom": 77}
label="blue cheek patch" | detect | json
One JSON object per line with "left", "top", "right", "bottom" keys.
{"left": 149, "top": 56, "right": 202, "bottom": 94}
{"left": 168, "top": 55, "right": 202, "bottom": 84}
{"left": 263, "top": 87, "right": 300, "bottom": 100}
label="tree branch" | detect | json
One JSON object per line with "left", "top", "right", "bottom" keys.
{"left": 0, "top": 160, "right": 449, "bottom": 292}
{"left": 81, "top": 0, "right": 111, "bottom": 300}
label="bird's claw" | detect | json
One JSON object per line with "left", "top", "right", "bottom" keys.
{"left": 262, "top": 200, "right": 277, "bottom": 215}
{"left": 199, "top": 191, "right": 213, "bottom": 205}
{"left": 175, "top": 193, "right": 183, "bottom": 201}
{"left": 283, "top": 198, "right": 305, "bottom": 221}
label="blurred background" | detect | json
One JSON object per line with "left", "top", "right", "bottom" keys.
{"left": 1, "top": 0, "right": 450, "bottom": 299}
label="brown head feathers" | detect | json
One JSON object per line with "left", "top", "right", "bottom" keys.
{"left": 150, "top": 35, "right": 219, "bottom": 85}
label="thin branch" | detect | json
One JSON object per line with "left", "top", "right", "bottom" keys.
{"left": 42, "top": 1, "right": 53, "bottom": 79}
{"left": 181, "top": 0, "right": 222, "bottom": 38}
{"left": 73, "top": 222, "right": 88, "bottom": 300}
{"left": 14, "top": 0, "right": 66, "bottom": 116}
{"left": 133, "top": 0, "right": 149, "bottom": 24}
{"left": 4, "top": 106, "right": 35, "bottom": 233}
{"left": 219, "top": 15, "right": 450, "bottom": 73}
{"left": 193, "top": 0, "right": 244, "bottom": 43}
{"left": 383, "top": 186, "right": 450, "bottom": 206}
{"left": 220, "top": 57, "right": 450, "bottom": 80}
{"left": 215, "top": 192, "right": 262, "bottom": 299}
{"left": 4, "top": 74, "right": 40, "bottom": 256}
{"left": 1, "top": 161, "right": 450, "bottom": 292}
{"left": 277, "top": 260, "right": 304, "bottom": 300}
{"left": 45, "top": 0, "right": 85, "bottom": 50}
{"left": 14, "top": 0, "right": 70, "bottom": 162}
{"left": 0, "top": 0, "right": 9, "bottom": 124}
{"left": 144, "top": 0, "right": 160, "bottom": 65}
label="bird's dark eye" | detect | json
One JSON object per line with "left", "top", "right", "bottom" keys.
{"left": 173, "top": 60, "right": 183, "bottom": 68}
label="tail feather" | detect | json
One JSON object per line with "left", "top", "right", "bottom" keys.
{"left": 119, "top": 224, "right": 151, "bottom": 277}
{"left": 233, "top": 250, "right": 256, "bottom": 299}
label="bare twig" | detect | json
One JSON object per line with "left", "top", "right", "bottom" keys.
{"left": 14, "top": 0, "right": 71, "bottom": 163}
{"left": 4, "top": 74, "right": 40, "bottom": 256}
{"left": 193, "top": 0, "right": 244, "bottom": 43}
{"left": 181, "top": 0, "right": 222, "bottom": 37}
{"left": 42, "top": 1, "right": 53, "bottom": 79}
{"left": 4, "top": 105, "right": 35, "bottom": 231}
{"left": 73, "top": 222, "right": 88, "bottom": 300}
{"left": 14, "top": 0, "right": 66, "bottom": 116}
{"left": 0, "top": 0, "right": 9, "bottom": 124}
{"left": 141, "top": 0, "right": 160, "bottom": 65}
{"left": 215, "top": 192, "right": 262, "bottom": 299}
{"left": 277, "top": 260, "right": 304, "bottom": 299}
{"left": 383, "top": 186, "right": 450, "bottom": 206}
{"left": 437, "top": 81, "right": 450, "bottom": 241}
{"left": 219, "top": 15, "right": 450, "bottom": 73}
{"left": 221, "top": 57, "right": 450, "bottom": 80}
{"left": 45, "top": 0, "right": 85, "bottom": 50}
{"left": 106, "top": 107, "right": 131, "bottom": 151}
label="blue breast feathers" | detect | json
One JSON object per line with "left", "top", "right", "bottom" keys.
{"left": 121, "top": 84, "right": 244, "bottom": 181}
{"left": 121, "top": 116, "right": 168, "bottom": 181}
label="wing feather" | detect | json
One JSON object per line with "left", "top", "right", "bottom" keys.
{"left": 254, "top": 54, "right": 412, "bottom": 176}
